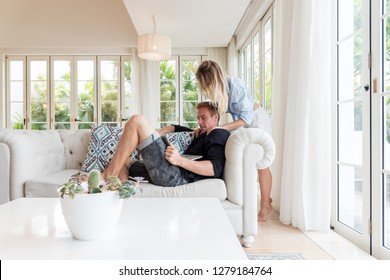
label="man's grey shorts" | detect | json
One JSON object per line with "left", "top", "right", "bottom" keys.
{"left": 128, "top": 132, "right": 188, "bottom": 187}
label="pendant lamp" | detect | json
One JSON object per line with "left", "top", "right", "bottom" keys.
{"left": 138, "top": 15, "right": 171, "bottom": 60}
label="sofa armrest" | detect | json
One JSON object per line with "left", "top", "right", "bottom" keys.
{"left": 0, "top": 129, "right": 66, "bottom": 202}
{"left": 223, "top": 128, "right": 275, "bottom": 245}
{"left": 0, "top": 143, "right": 10, "bottom": 204}
{"left": 224, "top": 128, "right": 275, "bottom": 205}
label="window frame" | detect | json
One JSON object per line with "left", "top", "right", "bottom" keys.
{"left": 6, "top": 56, "right": 26, "bottom": 129}
{"left": 262, "top": 7, "right": 273, "bottom": 114}
{"left": 179, "top": 55, "right": 202, "bottom": 128}
{"left": 159, "top": 55, "right": 203, "bottom": 128}
{"left": 238, "top": 5, "right": 273, "bottom": 114}
{"left": 120, "top": 55, "right": 132, "bottom": 127}
{"left": 50, "top": 56, "right": 73, "bottom": 130}
{"left": 27, "top": 56, "right": 50, "bottom": 130}
{"left": 74, "top": 56, "right": 97, "bottom": 129}
{"left": 5, "top": 55, "right": 132, "bottom": 130}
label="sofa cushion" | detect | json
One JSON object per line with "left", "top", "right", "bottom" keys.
{"left": 25, "top": 171, "right": 227, "bottom": 201}
{"left": 59, "top": 129, "right": 91, "bottom": 170}
{"left": 25, "top": 169, "right": 81, "bottom": 198}
{"left": 134, "top": 178, "right": 227, "bottom": 201}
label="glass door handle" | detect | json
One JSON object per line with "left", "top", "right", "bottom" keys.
{"left": 364, "top": 84, "right": 369, "bottom": 91}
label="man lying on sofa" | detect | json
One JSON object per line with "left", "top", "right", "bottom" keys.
{"left": 101, "top": 102, "right": 230, "bottom": 186}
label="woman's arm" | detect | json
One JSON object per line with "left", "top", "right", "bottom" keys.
{"left": 221, "top": 118, "right": 246, "bottom": 132}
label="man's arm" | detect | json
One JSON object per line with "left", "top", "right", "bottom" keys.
{"left": 157, "top": 125, "right": 175, "bottom": 136}
{"left": 165, "top": 129, "right": 229, "bottom": 178}
{"left": 158, "top": 124, "right": 194, "bottom": 136}
{"left": 164, "top": 144, "right": 215, "bottom": 176}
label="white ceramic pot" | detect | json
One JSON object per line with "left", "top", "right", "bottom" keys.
{"left": 60, "top": 191, "right": 123, "bottom": 240}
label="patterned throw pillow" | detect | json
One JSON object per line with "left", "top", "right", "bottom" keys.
{"left": 81, "top": 125, "right": 139, "bottom": 172}
{"left": 81, "top": 125, "right": 194, "bottom": 172}
{"left": 166, "top": 131, "right": 194, "bottom": 154}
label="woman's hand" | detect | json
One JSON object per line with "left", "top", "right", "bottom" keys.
{"left": 194, "top": 128, "right": 202, "bottom": 137}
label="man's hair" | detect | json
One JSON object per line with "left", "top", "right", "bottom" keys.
{"left": 196, "top": 102, "right": 220, "bottom": 120}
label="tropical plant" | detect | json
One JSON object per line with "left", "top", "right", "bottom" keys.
{"left": 182, "top": 60, "right": 199, "bottom": 128}
{"left": 11, "top": 112, "right": 24, "bottom": 129}
{"left": 160, "top": 60, "right": 200, "bottom": 128}
{"left": 160, "top": 60, "right": 177, "bottom": 127}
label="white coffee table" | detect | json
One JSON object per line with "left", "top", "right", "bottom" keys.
{"left": 0, "top": 197, "right": 247, "bottom": 260}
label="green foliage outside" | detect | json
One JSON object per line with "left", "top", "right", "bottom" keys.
{"left": 30, "top": 79, "right": 48, "bottom": 130}
{"left": 182, "top": 60, "right": 199, "bottom": 128}
{"left": 160, "top": 60, "right": 177, "bottom": 127}
{"left": 160, "top": 59, "right": 200, "bottom": 128}
{"left": 11, "top": 112, "right": 24, "bottom": 129}
{"left": 10, "top": 59, "right": 133, "bottom": 130}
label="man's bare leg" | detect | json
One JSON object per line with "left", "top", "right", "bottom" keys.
{"left": 258, "top": 167, "right": 273, "bottom": 221}
{"left": 102, "top": 115, "right": 155, "bottom": 181}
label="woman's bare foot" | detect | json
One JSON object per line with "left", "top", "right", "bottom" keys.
{"left": 258, "top": 198, "right": 273, "bottom": 222}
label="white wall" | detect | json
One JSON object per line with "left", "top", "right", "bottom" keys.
{"left": 234, "top": 0, "right": 274, "bottom": 50}
{"left": 0, "top": 54, "right": 4, "bottom": 128}
{"left": 0, "top": 0, "right": 138, "bottom": 49}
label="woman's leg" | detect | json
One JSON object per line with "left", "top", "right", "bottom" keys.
{"left": 258, "top": 167, "right": 273, "bottom": 221}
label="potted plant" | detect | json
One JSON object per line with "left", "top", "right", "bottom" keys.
{"left": 57, "top": 169, "right": 139, "bottom": 241}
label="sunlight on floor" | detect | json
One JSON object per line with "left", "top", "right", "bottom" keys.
{"left": 243, "top": 209, "right": 376, "bottom": 260}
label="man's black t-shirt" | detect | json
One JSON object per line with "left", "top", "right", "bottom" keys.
{"left": 174, "top": 126, "right": 230, "bottom": 182}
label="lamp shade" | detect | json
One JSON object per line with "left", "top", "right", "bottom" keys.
{"left": 138, "top": 33, "right": 171, "bottom": 60}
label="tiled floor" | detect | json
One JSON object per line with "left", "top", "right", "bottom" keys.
{"left": 243, "top": 209, "right": 376, "bottom": 260}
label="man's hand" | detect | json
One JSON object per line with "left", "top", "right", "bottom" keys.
{"left": 164, "top": 143, "right": 182, "bottom": 166}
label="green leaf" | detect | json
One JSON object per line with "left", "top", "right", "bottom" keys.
{"left": 90, "top": 187, "right": 102, "bottom": 194}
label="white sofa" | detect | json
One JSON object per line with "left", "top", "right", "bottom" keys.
{"left": 0, "top": 128, "right": 275, "bottom": 247}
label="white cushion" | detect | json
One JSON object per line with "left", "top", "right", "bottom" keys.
{"left": 221, "top": 200, "right": 243, "bottom": 235}
{"left": 25, "top": 169, "right": 81, "bottom": 198}
{"left": 135, "top": 179, "right": 227, "bottom": 201}
{"left": 0, "top": 129, "right": 65, "bottom": 200}
{"left": 26, "top": 171, "right": 227, "bottom": 201}
{"left": 59, "top": 130, "right": 91, "bottom": 170}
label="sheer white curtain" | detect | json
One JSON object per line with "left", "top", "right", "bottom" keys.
{"left": 207, "top": 47, "right": 227, "bottom": 71}
{"left": 272, "top": 0, "right": 331, "bottom": 231}
{"left": 207, "top": 47, "right": 233, "bottom": 124}
{"left": 131, "top": 49, "right": 160, "bottom": 128}
{"left": 130, "top": 48, "right": 141, "bottom": 115}
{"left": 227, "top": 37, "right": 239, "bottom": 78}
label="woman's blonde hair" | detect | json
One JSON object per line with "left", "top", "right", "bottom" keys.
{"left": 196, "top": 60, "right": 228, "bottom": 115}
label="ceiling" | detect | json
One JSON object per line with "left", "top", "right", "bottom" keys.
{"left": 0, "top": 0, "right": 252, "bottom": 49}
{"left": 123, "top": 0, "right": 252, "bottom": 48}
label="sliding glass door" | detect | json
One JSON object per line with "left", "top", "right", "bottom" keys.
{"left": 334, "top": 0, "right": 390, "bottom": 259}
{"left": 334, "top": 0, "right": 371, "bottom": 253}
{"left": 371, "top": 0, "right": 390, "bottom": 259}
